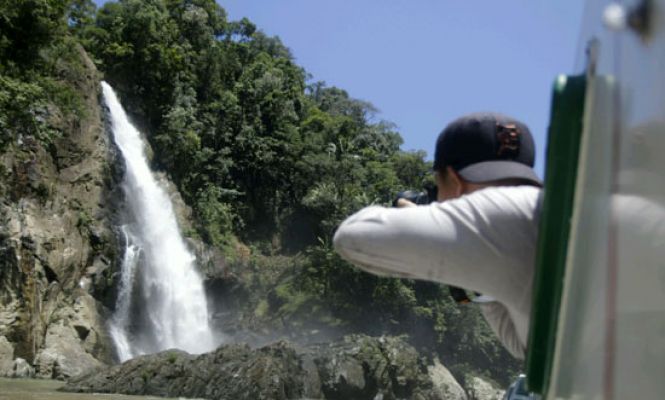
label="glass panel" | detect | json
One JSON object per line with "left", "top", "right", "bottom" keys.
{"left": 548, "top": 0, "right": 665, "bottom": 399}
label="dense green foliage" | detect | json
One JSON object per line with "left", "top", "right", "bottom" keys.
{"left": 0, "top": 0, "right": 521, "bottom": 385}
{"left": 0, "top": 0, "right": 91, "bottom": 152}
{"left": 78, "top": 0, "right": 421, "bottom": 249}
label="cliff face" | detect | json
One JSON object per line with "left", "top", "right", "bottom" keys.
{"left": 0, "top": 46, "right": 120, "bottom": 379}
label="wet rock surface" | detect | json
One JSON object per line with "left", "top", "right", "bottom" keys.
{"left": 64, "top": 335, "right": 468, "bottom": 400}
{"left": 11, "top": 358, "right": 35, "bottom": 378}
{"left": 0, "top": 45, "right": 120, "bottom": 379}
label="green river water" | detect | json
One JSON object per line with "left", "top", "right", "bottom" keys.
{"left": 0, "top": 378, "right": 201, "bottom": 400}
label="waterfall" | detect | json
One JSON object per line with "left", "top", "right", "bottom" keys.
{"left": 102, "top": 81, "right": 217, "bottom": 361}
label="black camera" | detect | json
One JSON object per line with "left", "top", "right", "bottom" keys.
{"left": 392, "top": 185, "right": 438, "bottom": 207}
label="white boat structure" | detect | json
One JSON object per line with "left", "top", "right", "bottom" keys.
{"left": 522, "top": 1, "right": 665, "bottom": 399}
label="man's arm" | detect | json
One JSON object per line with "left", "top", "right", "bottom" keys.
{"left": 333, "top": 186, "right": 540, "bottom": 309}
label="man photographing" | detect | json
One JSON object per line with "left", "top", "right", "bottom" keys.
{"left": 333, "top": 112, "right": 542, "bottom": 359}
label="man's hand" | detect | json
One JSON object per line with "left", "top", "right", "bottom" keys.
{"left": 396, "top": 198, "right": 417, "bottom": 208}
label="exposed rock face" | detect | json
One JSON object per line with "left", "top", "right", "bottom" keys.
{"left": 427, "top": 358, "right": 468, "bottom": 400}
{"left": 64, "top": 335, "right": 467, "bottom": 400}
{"left": 0, "top": 336, "right": 13, "bottom": 376}
{"left": 0, "top": 46, "right": 120, "bottom": 378}
{"left": 11, "top": 358, "right": 35, "bottom": 378}
{"left": 34, "top": 295, "right": 108, "bottom": 379}
{"left": 464, "top": 376, "right": 505, "bottom": 400}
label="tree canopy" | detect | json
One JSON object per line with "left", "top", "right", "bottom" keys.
{"left": 0, "top": 0, "right": 520, "bottom": 384}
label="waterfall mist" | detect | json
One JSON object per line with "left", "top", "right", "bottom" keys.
{"left": 102, "top": 81, "right": 218, "bottom": 361}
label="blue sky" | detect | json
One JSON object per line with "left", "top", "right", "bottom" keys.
{"left": 220, "top": 1, "right": 586, "bottom": 177}
{"left": 94, "top": 1, "right": 585, "bottom": 177}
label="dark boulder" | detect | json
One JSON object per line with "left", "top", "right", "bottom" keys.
{"left": 63, "top": 335, "right": 468, "bottom": 400}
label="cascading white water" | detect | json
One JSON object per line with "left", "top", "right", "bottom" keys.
{"left": 102, "top": 81, "right": 217, "bottom": 361}
{"left": 108, "top": 226, "right": 140, "bottom": 361}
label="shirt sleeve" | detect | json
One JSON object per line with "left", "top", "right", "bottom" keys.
{"left": 479, "top": 302, "right": 526, "bottom": 359}
{"left": 332, "top": 186, "right": 540, "bottom": 308}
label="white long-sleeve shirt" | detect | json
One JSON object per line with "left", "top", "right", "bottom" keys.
{"left": 333, "top": 185, "right": 542, "bottom": 359}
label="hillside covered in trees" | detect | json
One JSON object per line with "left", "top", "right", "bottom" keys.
{"left": 0, "top": 0, "right": 520, "bottom": 389}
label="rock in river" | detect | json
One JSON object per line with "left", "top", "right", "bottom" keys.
{"left": 63, "top": 334, "right": 468, "bottom": 400}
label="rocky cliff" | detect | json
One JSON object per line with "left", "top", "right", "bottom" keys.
{"left": 0, "top": 46, "right": 120, "bottom": 379}
{"left": 64, "top": 335, "right": 477, "bottom": 400}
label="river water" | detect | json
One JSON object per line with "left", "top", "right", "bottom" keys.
{"left": 0, "top": 378, "right": 202, "bottom": 400}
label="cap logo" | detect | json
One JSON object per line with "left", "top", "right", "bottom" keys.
{"left": 496, "top": 123, "right": 521, "bottom": 158}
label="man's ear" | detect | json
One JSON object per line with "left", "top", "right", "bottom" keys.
{"left": 446, "top": 166, "right": 465, "bottom": 197}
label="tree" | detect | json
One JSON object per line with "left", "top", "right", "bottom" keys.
{"left": 0, "top": 0, "right": 69, "bottom": 71}
{"left": 67, "top": 0, "right": 96, "bottom": 35}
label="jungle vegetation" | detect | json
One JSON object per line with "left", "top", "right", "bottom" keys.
{"left": 0, "top": 0, "right": 520, "bottom": 385}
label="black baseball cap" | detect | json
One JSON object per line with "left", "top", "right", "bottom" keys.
{"left": 433, "top": 112, "right": 541, "bottom": 186}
